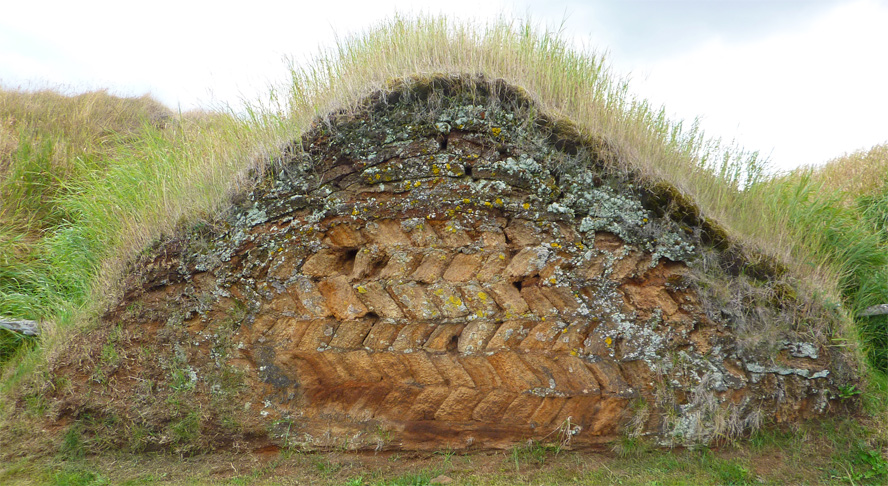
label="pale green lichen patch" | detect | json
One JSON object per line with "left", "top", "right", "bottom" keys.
{"left": 473, "top": 155, "right": 560, "bottom": 202}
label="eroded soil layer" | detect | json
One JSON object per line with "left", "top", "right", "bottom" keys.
{"left": 44, "top": 79, "right": 854, "bottom": 452}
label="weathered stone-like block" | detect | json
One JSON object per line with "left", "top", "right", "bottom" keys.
{"left": 520, "top": 286, "right": 558, "bottom": 318}
{"left": 390, "top": 282, "right": 440, "bottom": 320}
{"left": 391, "top": 323, "right": 437, "bottom": 352}
{"left": 488, "top": 281, "right": 530, "bottom": 316}
{"left": 328, "top": 319, "right": 375, "bottom": 349}
{"left": 458, "top": 320, "right": 498, "bottom": 354}
{"left": 504, "top": 246, "right": 549, "bottom": 280}
{"left": 411, "top": 249, "right": 451, "bottom": 283}
{"left": 442, "top": 252, "right": 483, "bottom": 282}
{"left": 363, "top": 321, "right": 403, "bottom": 350}
{"left": 486, "top": 320, "right": 534, "bottom": 350}
{"left": 379, "top": 250, "right": 423, "bottom": 279}
{"left": 363, "top": 220, "right": 412, "bottom": 246}
{"left": 318, "top": 275, "right": 369, "bottom": 320}
{"left": 354, "top": 281, "right": 404, "bottom": 319}
{"left": 326, "top": 224, "right": 366, "bottom": 248}
{"left": 458, "top": 283, "right": 500, "bottom": 318}
{"left": 288, "top": 277, "right": 332, "bottom": 318}
{"left": 475, "top": 252, "right": 509, "bottom": 282}
{"left": 424, "top": 324, "right": 465, "bottom": 352}
{"left": 504, "top": 220, "right": 543, "bottom": 246}
{"left": 301, "top": 249, "right": 345, "bottom": 277}
{"left": 427, "top": 282, "right": 470, "bottom": 318}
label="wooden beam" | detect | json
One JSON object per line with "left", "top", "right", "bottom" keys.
{"left": 860, "top": 304, "right": 888, "bottom": 317}
{"left": 0, "top": 317, "right": 39, "bottom": 336}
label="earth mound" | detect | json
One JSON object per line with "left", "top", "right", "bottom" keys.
{"left": 39, "top": 76, "right": 856, "bottom": 452}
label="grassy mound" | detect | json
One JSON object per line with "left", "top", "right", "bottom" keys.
{"left": 0, "top": 15, "right": 885, "bottom": 478}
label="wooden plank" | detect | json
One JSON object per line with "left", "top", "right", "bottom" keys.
{"left": 0, "top": 317, "right": 39, "bottom": 336}
{"left": 860, "top": 304, "right": 888, "bottom": 317}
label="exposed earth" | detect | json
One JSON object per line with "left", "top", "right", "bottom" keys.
{"left": 17, "top": 77, "right": 858, "bottom": 457}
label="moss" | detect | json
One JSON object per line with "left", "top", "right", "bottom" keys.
{"left": 644, "top": 181, "right": 701, "bottom": 226}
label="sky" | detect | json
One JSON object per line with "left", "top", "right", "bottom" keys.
{"left": 1, "top": 0, "right": 886, "bottom": 172}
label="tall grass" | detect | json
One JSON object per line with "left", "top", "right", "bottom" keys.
{"left": 808, "top": 144, "right": 888, "bottom": 198}
{"left": 1, "top": 89, "right": 171, "bottom": 320}
{"left": 766, "top": 145, "right": 888, "bottom": 373}
{"left": 0, "top": 90, "right": 293, "bottom": 373}
{"left": 286, "top": 16, "right": 767, "bottom": 190}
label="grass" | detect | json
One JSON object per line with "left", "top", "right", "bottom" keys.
{"left": 740, "top": 142, "right": 888, "bottom": 377}
{"left": 0, "top": 12, "right": 886, "bottom": 483}
{"left": 0, "top": 90, "right": 290, "bottom": 381}
{"left": 1, "top": 420, "right": 883, "bottom": 485}
{"left": 807, "top": 143, "right": 888, "bottom": 198}
{"left": 755, "top": 168, "right": 888, "bottom": 372}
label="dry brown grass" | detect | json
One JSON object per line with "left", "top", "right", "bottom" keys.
{"left": 805, "top": 143, "right": 888, "bottom": 199}
{"left": 0, "top": 88, "right": 170, "bottom": 168}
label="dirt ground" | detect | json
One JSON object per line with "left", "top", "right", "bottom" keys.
{"left": 0, "top": 433, "right": 870, "bottom": 486}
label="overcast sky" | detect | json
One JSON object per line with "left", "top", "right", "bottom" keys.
{"left": 1, "top": 0, "right": 886, "bottom": 172}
